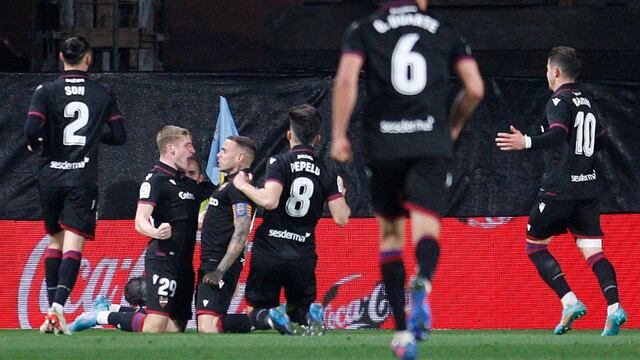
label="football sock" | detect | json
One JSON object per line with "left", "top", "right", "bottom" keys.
{"left": 607, "top": 303, "right": 620, "bottom": 316}
{"left": 220, "top": 314, "right": 252, "bottom": 333}
{"left": 560, "top": 292, "right": 578, "bottom": 308}
{"left": 250, "top": 308, "right": 272, "bottom": 330}
{"left": 415, "top": 236, "right": 440, "bottom": 281}
{"left": 54, "top": 250, "right": 82, "bottom": 306}
{"left": 587, "top": 253, "right": 620, "bottom": 305}
{"left": 526, "top": 244, "right": 571, "bottom": 300}
{"left": 107, "top": 311, "right": 146, "bottom": 332}
{"left": 381, "top": 250, "right": 407, "bottom": 331}
{"left": 44, "top": 248, "right": 62, "bottom": 307}
{"left": 287, "top": 305, "right": 309, "bottom": 326}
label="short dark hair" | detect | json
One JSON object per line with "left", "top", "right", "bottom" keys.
{"left": 60, "top": 36, "right": 92, "bottom": 65}
{"left": 548, "top": 46, "right": 581, "bottom": 79}
{"left": 124, "top": 276, "right": 147, "bottom": 307}
{"left": 228, "top": 135, "right": 257, "bottom": 165}
{"left": 288, "top": 104, "right": 322, "bottom": 145}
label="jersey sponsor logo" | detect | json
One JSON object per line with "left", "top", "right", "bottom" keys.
{"left": 571, "top": 169, "right": 597, "bottom": 183}
{"left": 178, "top": 191, "right": 195, "bottom": 200}
{"left": 379, "top": 117, "right": 435, "bottom": 134}
{"left": 552, "top": 98, "right": 561, "bottom": 106}
{"left": 572, "top": 97, "right": 592, "bottom": 108}
{"left": 373, "top": 11, "right": 440, "bottom": 34}
{"left": 267, "top": 229, "right": 311, "bottom": 243}
{"left": 290, "top": 161, "right": 321, "bottom": 175}
{"left": 209, "top": 197, "right": 219, "bottom": 206}
{"left": 49, "top": 157, "right": 90, "bottom": 170}
{"left": 139, "top": 182, "right": 151, "bottom": 199}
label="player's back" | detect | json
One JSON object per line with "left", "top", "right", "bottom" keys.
{"left": 342, "top": 3, "right": 473, "bottom": 160}
{"left": 541, "top": 83, "right": 602, "bottom": 199}
{"left": 34, "top": 71, "right": 118, "bottom": 186}
{"left": 255, "top": 145, "right": 341, "bottom": 259}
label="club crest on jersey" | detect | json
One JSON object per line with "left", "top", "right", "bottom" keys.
{"left": 139, "top": 182, "right": 151, "bottom": 199}
{"left": 539, "top": 202, "right": 546, "bottom": 213}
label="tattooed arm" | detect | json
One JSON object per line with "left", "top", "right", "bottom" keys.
{"left": 202, "top": 203, "right": 252, "bottom": 286}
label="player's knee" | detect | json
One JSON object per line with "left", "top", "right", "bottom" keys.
{"left": 197, "top": 315, "right": 221, "bottom": 334}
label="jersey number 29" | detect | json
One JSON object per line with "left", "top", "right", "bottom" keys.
{"left": 391, "top": 33, "right": 427, "bottom": 95}
{"left": 63, "top": 101, "right": 89, "bottom": 146}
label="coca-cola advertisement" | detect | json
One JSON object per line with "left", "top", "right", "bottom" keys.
{"left": 1, "top": 216, "right": 638, "bottom": 329}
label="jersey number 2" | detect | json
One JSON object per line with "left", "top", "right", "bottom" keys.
{"left": 63, "top": 101, "right": 89, "bottom": 146}
{"left": 391, "top": 33, "right": 427, "bottom": 95}
{"left": 574, "top": 111, "right": 596, "bottom": 157}
{"left": 286, "top": 177, "right": 314, "bottom": 217}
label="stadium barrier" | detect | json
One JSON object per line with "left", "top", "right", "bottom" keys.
{"left": 1, "top": 215, "right": 637, "bottom": 330}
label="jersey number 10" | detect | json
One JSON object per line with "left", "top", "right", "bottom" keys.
{"left": 574, "top": 111, "right": 596, "bottom": 157}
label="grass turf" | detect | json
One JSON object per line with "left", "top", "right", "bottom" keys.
{"left": 1, "top": 329, "right": 638, "bottom": 360}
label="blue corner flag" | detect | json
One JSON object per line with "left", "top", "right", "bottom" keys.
{"left": 206, "top": 96, "right": 239, "bottom": 185}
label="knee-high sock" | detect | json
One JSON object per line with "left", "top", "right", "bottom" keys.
{"left": 415, "top": 236, "right": 440, "bottom": 281}
{"left": 45, "top": 249, "right": 62, "bottom": 307}
{"left": 526, "top": 244, "right": 571, "bottom": 299}
{"left": 381, "top": 250, "right": 406, "bottom": 331}
{"left": 249, "top": 308, "right": 272, "bottom": 330}
{"left": 587, "top": 253, "right": 620, "bottom": 305}
{"left": 107, "top": 311, "right": 146, "bottom": 332}
{"left": 53, "top": 250, "right": 82, "bottom": 306}
{"left": 220, "top": 314, "right": 252, "bottom": 333}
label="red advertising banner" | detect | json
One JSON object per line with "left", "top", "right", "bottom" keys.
{"left": 0, "top": 215, "right": 638, "bottom": 330}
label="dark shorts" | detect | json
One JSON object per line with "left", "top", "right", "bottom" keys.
{"left": 245, "top": 251, "right": 317, "bottom": 310}
{"left": 368, "top": 158, "right": 450, "bottom": 219}
{"left": 39, "top": 184, "right": 98, "bottom": 239}
{"left": 145, "top": 256, "right": 184, "bottom": 317}
{"left": 527, "top": 193, "right": 604, "bottom": 240}
{"left": 195, "top": 258, "right": 243, "bottom": 317}
{"left": 172, "top": 265, "right": 195, "bottom": 323}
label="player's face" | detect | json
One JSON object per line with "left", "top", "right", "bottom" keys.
{"left": 174, "top": 136, "right": 195, "bottom": 172}
{"left": 217, "top": 139, "right": 241, "bottom": 173}
{"left": 546, "top": 59, "right": 556, "bottom": 90}
{"left": 185, "top": 160, "right": 202, "bottom": 183}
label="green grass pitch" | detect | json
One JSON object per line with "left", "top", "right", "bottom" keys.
{"left": 1, "top": 329, "right": 638, "bottom": 360}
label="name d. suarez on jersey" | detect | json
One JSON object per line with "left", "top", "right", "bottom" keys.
{"left": 373, "top": 6, "right": 440, "bottom": 34}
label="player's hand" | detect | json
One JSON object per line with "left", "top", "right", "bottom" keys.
{"left": 451, "top": 126, "right": 463, "bottom": 141}
{"left": 331, "top": 136, "right": 352, "bottom": 163}
{"left": 156, "top": 222, "right": 172, "bottom": 240}
{"left": 233, "top": 171, "right": 251, "bottom": 191}
{"left": 337, "top": 175, "right": 347, "bottom": 197}
{"left": 202, "top": 269, "right": 224, "bottom": 287}
{"left": 495, "top": 125, "right": 526, "bottom": 151}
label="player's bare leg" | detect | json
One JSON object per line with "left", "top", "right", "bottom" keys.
{"left": 409, "top": 211, "right": 440, "bottom": 341}
{"left": 142, "top": 313, "right": 169, "bottom": 333}
{"left": 576, "top": 238, "right": 626, "bottom": 336}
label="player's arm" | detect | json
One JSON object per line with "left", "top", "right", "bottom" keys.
{"left": 202, "top": 202, "right": 252, "bottom": 286}
{"left": 496, "top": 100, "right": 569, "bottom": 151}
{"left": 134, "top": 203, "right": 171, "bottom": 240}
{"left": 331, "top": 53, "right": 364, "bottom": 163}
{"left": 24, "top": 84, "right": 47, "bottom": 152}
{"left": 233, "top": 172, "right": 283, "bottom": 210}
{"left": 450, "top": 59, "right": 484, "bottom": 140}
{"left": 101, "top": 90, "right": 126, "bottom": 145}
{"left": 327, "top": 175, "right": 350, "bottom": 226}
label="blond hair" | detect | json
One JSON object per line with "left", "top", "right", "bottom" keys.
{"left": 156, "top": 125, "right": 191, "bottom": 154}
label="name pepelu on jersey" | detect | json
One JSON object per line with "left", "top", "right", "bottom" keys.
{"left": 290, "top": 154, "right": 321, "bottom": 175}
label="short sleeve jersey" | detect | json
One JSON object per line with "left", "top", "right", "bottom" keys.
{"left": 200, "top": 171, "right": 254, "bottom": 261}
{"left": 342, "top": 2, "right": 473, "bottom": 161}
{"left": 27, "top": 70, "right": 123, "bottom": 186}
{"left": 253, "top": 145, "right": 343, "bottom": 259}
{"left": 138, "top": 162, "right": 203, "bottom": 262}
{"left": 539, "top": 83, "right": 602, "bottom": 199}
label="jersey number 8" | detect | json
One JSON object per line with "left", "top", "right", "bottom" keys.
{"left": 286, "top": 177, "right": 314, "bottom": 217}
